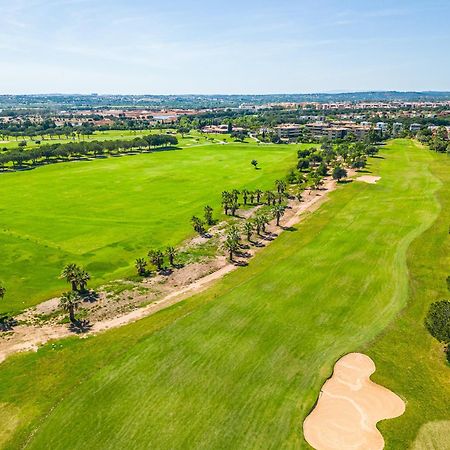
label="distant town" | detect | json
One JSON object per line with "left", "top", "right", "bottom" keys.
{"left": 1, "top": 93, "right": 450, "bottom": 147}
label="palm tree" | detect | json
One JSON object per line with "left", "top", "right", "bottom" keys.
{"left": 251, "top": 159, "right": 258, "bottom": 169}
{"left": 223, "top": 235, "right": 239, "bottom": 261}
{"left": 59, "top": 291, "right": 82, "bottom": 324}
{"left": 230, "top": 201, "right": 238, "bottom": 216}
{"left": 76, "top": 269, "right": 90, "bottom": 293}
{"left": 148, "top": 250, "right": 164, "bottom": 271}
{"left": 231, "top": 189, "right": 240, "bottom": 202}
{"left": 60, "top": 263, "right": 80, "bottom": 291}
{"left": 228, "top": 224, "right": 240, "bottom": 243}
{"left": 241, "top": 189, "right": 249, "bottom": 205}
{"left": 259, "top": 212, "right": 270, "bottom": 232}
{"left": 204, "top": 205, "right": 214, "bottom": 225}
{"left": 265, "top": 190, "right": 275, "bottom": 205}
{"left": 222, "top": 191, "right": 232, "bottom": 215}
{"left": 255, "top": 215, "right": 265, "bottom": 235}
{"left": 135, "top": 258, "right": 147, "bottom": 276}
{"left": 0, "top": 283, "right": 5, "bottom": 300}
{"left": 249, "top": 191, "right": 255, "bottom": 204}
{"left": 255, "top": 189, "right": 263, "bottom": 204}
{"left": 191, "top": 216, "right": 205, "bottom": 235}
{"left": 272, "top": 205, "right": 285, "bottom": 226}
{"left": 166, "top": 246, "right": 177, "bottom": 267}
{"left": 243, "top": 220, "right": 254, "bottom": 242}
{"left": 275, "top": 179, "right": 286, "bottom": 194}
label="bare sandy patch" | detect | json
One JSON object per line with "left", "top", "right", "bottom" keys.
{"left": 356, "top": 175, "right": 381, "bottom": 184}
{"left": 303, "top": 353, "right": 405, "bottom": 450}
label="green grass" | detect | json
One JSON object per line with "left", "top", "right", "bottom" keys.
{"left": 366, "top": 142, "right": 450, "bottom": 448}
{"left": 0, "top": 129, "right": 248, "bottom": 151}
{"left": 0, "top": 139, "right": 448, "bottom": 449}
{"left": 0, "top": 141, "right": 295, "bottom": 314}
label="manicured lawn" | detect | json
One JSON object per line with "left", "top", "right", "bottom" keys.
{"left": 367, "top": 142, "right": 450, "bottom": 448}
{"left": 0, "top": 141, "right": 296, "bottom": 314}
{"left": 0, "top": 140, "right": 447, "bottom": 449}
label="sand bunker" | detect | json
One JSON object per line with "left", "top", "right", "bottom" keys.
{"left": 356, "top": 175, "right": 381, "bottom": 184}
{"left": 303, "top": 353, "right": 405, "bottom": 450}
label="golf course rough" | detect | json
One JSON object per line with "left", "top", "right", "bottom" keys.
{"left": 0, "top": 140, "right": 448, "bottom": 449}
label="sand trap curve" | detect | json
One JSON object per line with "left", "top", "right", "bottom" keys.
{"left": 356, "top": 175, "right": 381, "bottom": 184}
{"left": 303, "top": 353, "right": 405, "bottom": 450}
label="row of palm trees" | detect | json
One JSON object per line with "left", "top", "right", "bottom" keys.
{"left": 223, "top": 205, "right": 286, "bottom": 261}
{"left": 221, "top": 180, "right": 288, "bottom": 216}
{"left": 135, "top": 246, "right": 178, "bottom": 276}
{"left": 58, "top": 263, "right": 92, "bottom": 324}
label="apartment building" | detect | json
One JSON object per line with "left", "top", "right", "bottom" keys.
{"left": 275, "top": 124, "right": 302, "bottom": 139}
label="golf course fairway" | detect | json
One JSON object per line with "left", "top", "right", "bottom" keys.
{"left": 0, "top": 139, "right": 448, "bottom": 449}
{"left": 0, "top": 141, "right": 296, "bottom": 313}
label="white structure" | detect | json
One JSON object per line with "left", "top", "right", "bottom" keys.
{"left": 392, "top": 123, "right": 403, "bottom": 135}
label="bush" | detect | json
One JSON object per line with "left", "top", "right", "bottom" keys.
{"left": 425, "top": 300, "right": 450, "bottom": 344}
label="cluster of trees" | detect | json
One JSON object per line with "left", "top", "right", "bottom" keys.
{"left": 295, "top": 141, "right": 379, "bottom": 183}
{"left": 0, "top": 119, "right": 96, "bottom": 142}
{"left": 425, "top": 300, "right": 450, "bottom": 362}
{"left": 0, "top": 134, "right": 178, "bottom": 170}
{"left": 223, "top": 205, "right": 286, "bottom": 261}
{"left": 220, "top": 181, "right": 288, "bottom": 218}
{"left": 135, "top": 246, "right": 178, "bottom": 276}
{"left": 59, "top": 264, "right": 91, "bottom": 324}
{"left": 417, "top": 126, "right": 450, "bottom": 153}
{"left": 190, "top": 206, "right": 215, "bottom": 236}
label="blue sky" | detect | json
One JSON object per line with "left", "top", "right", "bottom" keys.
{"left": 1, "top": 0, "right": 450, "bottom": 94}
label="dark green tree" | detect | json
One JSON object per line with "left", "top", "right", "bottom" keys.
{"left": 59, "top": 291, "right": 82, "bottom": 324}
{"left": 148, "top": 250, "right": 164, "bottom": 271}
{"left": 204, "top": 205, "right": 214, "bottom": 225}
{"left": 166, "top": 246, "right": 177, "bottom": 267}
{"left": 135, "top": 258, "right": 147, "bottom": 276}
{"left": 332, "top": 166, "right": 347, "bottom": 182}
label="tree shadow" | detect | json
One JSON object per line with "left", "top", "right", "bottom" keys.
{"left": 281, "top": 226, "right": 297, "bottom": 232}
{"left": 338, "top": 179, "right": 353, "bottom": 184}
{"left": 235, "top": 250, "right": 252, "bottom": 259}
{"left": 253, "top": 241, "right": 265, "bottom": 248}
{"left": 232, "top": 260, "right": 249, "bottom": 267}
{"left": 0, "top": 315, "right": 17, "bottom": 332}
{"left": 69, "top": 319, "right": 93, "bottom": 334}
{"left": 159, "top": 268, "right": 173, "bottom": 276}
{"left": 81, "top": 290, "right": 99, "bottom": 303}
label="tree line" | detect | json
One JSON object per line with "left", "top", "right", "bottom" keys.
{"left": 0, "top": 134, "right": 178, "bottom": 170}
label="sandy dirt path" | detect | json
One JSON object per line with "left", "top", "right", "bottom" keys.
{"left": 303, "top": 353, "right": 405, "bottom": 450}
{"left": 356, "top": 175, "right": 381, "bottom": 184}
{"left": 0, "top": 174, "right": 348, "bottom": 364}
